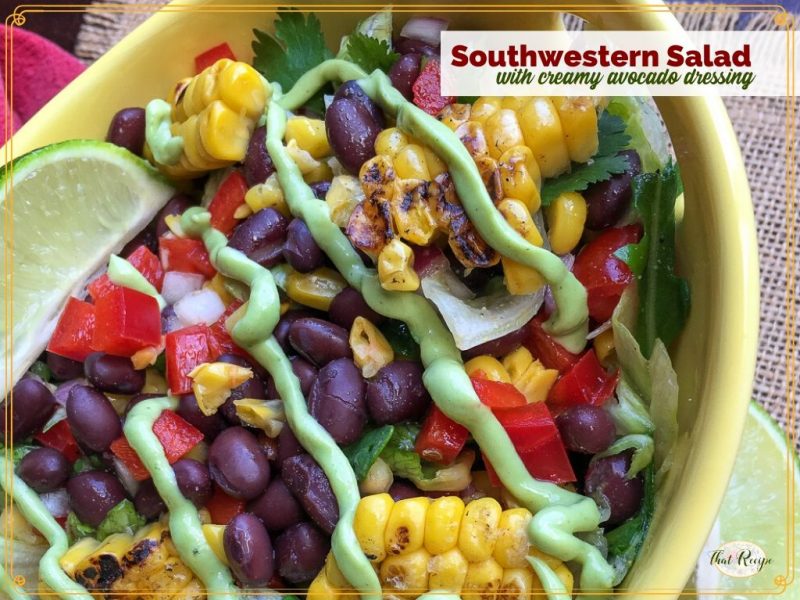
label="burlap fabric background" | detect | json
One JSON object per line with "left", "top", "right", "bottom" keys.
{"left": 72, "top": 2, "right": 800, "bottom": 448}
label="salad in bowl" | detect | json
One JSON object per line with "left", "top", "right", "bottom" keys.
{"left": 1, "top": 9, "right": 690, "bottom": 600}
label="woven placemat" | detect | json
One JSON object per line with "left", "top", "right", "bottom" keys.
{"left": 73, "top": 3, "right": 799, "bottom": 447}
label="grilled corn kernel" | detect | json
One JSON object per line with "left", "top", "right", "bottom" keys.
{"left": 470, "top": 96, "right": 502, "bottom": 124}
{"left": 285, "top": 267, "right": 347, "bottom": 311}
{"left": 455, "top": 121, "right": 490, "bottom": 158}
{"left": 199, "top": 100, "right": 251, "bottom": 161}
{"left": 463, "top": 557, "right": 503, "bottom": 600}
{"left": 188, "top": 362, "right": 253, "bottom": 415}
{"left": 458, "top": 497, "right": 503, "bottom": 562}
{"left": 375, "top": 127, "right": 410, "bottom": 157}
{"left": 304, "top": 160, "right": 334, "bottom": 184}
{"left": 380, "top": 548, "right": 431, "bottom": 595}
{"left": 385, "top": 497, "right": 430, "bottom": 556}
{"left": 553, "top": 96, "right": 599, "bottom": 163}
{"left": 308, "top": 572, "right": 337, "bottom": 600}
{"left": 501, "top": 346, "right": 534, "bottom": 381}
{"left": 498, "top": 146, "right": 542, "bottom": 214}
{"left": 354, "top": 493, "right": 395, "bottom": 563}
{"left": 285, "top": 116, "right": 331, "bottom": 159}
{"left": 517, "top": 97, "right": 571, "bottom": 178}
{"left": 324, "top": 553, "right": 350, "bottom": 589}
{"left": 502, "top": 348, "right": 558, "bottom": 404}
{"left": 493, "top": 509, "right": 532, "bottom": 569}
{"left": 350, "top": 316, "right": 395, "bottom": 378}
{"left": 501, "top": 97, "right": 527, "bottom": 111}
{"left": 594, "top": 328, "right": 616, "bottom": 363}
{"left": 424, "top": 496, "right": 465, "bottom": 555}
{"left": 497, "top": 198, "right": 543, "bottom": 247}
{"left": 499, "top": 567, "right": 534, "bottom": 600}
{"left": 326, "top": 175, "right": 365, "bottom": 228}
{"left": 244, "top": 174, "right": 290, "bottom": 217}
{"left": 497, "top": 198, "right": 546, "bottom": 295}
{"left": 438, "top": 103, "right": 472, "bottom": 130}
{"left": 233, "top": 399, "right": 285, "bottom": 437}
{"left": 286, "top": 138, "right": 322, "bottom": 175}
{"left": 554, "top": 563, "right": 574, "bottom": 595}
{"left": 424, "top": 146, "right": 447, "bottom": 178}
{"left": 463, "top": 356, "right": 511, "bottom": 383}
{"left": 201, "top": 524, "right": 228, "bottom": 566}
{"left": 205, "top": 273, "right": 235, "bottom": 306}
{"left": 485, "top": 109, "right": 526, "bottom": 160}
{"left": 217, "top": 61, "right": 268, "bottom": 120}
{"left": 428, "top": 548, "right": 469, "bottom": 592}
{"left": 378, "top": 238, "right": 420, "bottom": 292}
{"left": 394, "top": 144, "right": 432, "bottom": 180}
{"left": 547, "top": 191, "right": 587, "bottom": 255}
{"left": 412, "top": 450, "right": 475, "bottom": 493}
{"left": 359, "top": 458, "right": 394, "bottom": 495}
{"left": 60, "top": 538, "right": 101, "bottom": 576}
{"left": 390, "top": 180, "right": 438, "bottom": 246}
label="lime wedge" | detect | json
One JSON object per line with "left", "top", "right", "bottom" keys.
{"left": 693, "top": 402, "right": 800, "bottom": 598}
{"left": 1, "top": 140, "right": 174, "bottom": 394}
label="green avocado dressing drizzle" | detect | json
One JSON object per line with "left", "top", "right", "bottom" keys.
{"left": 0, "top": 457, "right": 92, "bottom": 600}
{"left": 123, "top": 397, "right": 238, "bottom": 599}
{"left": 145, "top": 99, "right": 184, "bottom": 166}
{"left": 107, "top": 255, "right": 166, "bottom": 310}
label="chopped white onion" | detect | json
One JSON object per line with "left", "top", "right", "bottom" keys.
{"left": 174, "top": 289, "right": 226, "bottom": 327}
{"left": 400, "top": 16, "right": 448, "bottom": 46}
{"left": 586, "top": 319, "right": 612, "bottom": 340}
{"left": 161, "top": 271, "right": 205, "bottom": 305}
{"left": 324, "top": 94, "right": 335, "bottom": 110}
{"left": 113, "top": 457, "right": 141, "bottom": 497}
{"left": 39, "top": 489, "right": 70, "bottom": 518}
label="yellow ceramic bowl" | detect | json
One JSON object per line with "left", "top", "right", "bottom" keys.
{"left": 7, "top": 0, "right": 759, "bottom": 597}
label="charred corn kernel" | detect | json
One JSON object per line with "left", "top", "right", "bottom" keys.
{"left": 485, "top": 109, "right": 526, "bottom": 160}
{"left": 547, "top": 191, "right": 587, "bottom": 255}
{"left": 359, "top": 458, "right": 394, "bottom": 495}
{"left": 438, "top": 103, "right": 472, "bottom": 130}
{"left": 378, "top": 238, "right": 420, "bottom": 292}
{"left": 428, "top": 548, "right": 469, "bottom": 591}
{"left": 497, "top": 198, "right": 546, "bottom": 295}
{"left": 326, "top": 175, "right": 365, "bottom": 227}
{"left": 502, "top": 347, "right": 558, "bottom": 404}
{"left": 201, "top": 524, "right": 227, "bottom": 566}
{"left": 385, "top": 497, "right": 429, "bottom": 556}
{"left": 304, "top": 160, "right": 334, "bottom": 184}
{"left": 206, "top": 273, "right": 235, "bottom": 306}
{"left": 143, "top": 368, "right": 168, "bottom": 394}
{"left": 350, "top": 316, "right": 394, "bottom": 378}
{"left": 234, "top": 399, "right": 286, "bottom": 436}
{"left": 424, "top": 146, "right": 447, "bottom": 178}
{"left": 518, "top": 97, "right": 571, "bottom": 178}
{"left": 470, "top": 97, "right": 502, "bottom": 124}
{"left": 594, "top": 328, "right": 616, "bottom": 363}
{"left": 199, "top": 100, "right": 252, "bottom": 161}
{"left": 285, "top": 138, "right": 323, "bottom": 175}
{"left": 60, "top": 538, "right": 101, "bottom": 576}
{"left": 498, "top": 146, "right": 542, "bottom": 213}
{"left": 355, "top": 493, "right": 395, "bottom": 563}
{"left": 554, "top": 563, "right": 574, "bottom": 595}
{"left": 458, "top": 497, "right": 503, "bottom": 562}
{"left": 424, "top": 496, "right": 465, "bottom": 555}
{"left": 285, "top": 267, "right": 347, "bottom": 311}
{"left": 391, "top": 180, "right": 438, "bottom": 246}
{"left": 463, "top": 557, "right": 503, "bottom": 600}
{"left": 463, "top": 356, "right": 511, "bottom": 383}
{"left": 285, "top": 116, "right": 331, "bottom": 159}
{"left": 244, "top": 174, "right": 290, "bottom": 217}
{"left": 308, "top": 571, "right": 337, "bottom": 600}
{"left": 188, "top": 362, "right": 253, "bottom": 415}
{"left": 455, "top": 121, "right": 490, "bottom": 158}
{"left": 493, "top": 509, "right": 532, "bottom": 569}
{"left": 380, "top": 548, "right": 431, "bottom": 595}
{"left": 499, "top": 567, "right": 534, "bottom": 600}
{"left": 375, "top": 127, "right": 410, "bottom": 157}
{"left": 394, "top": 144, "right": 431, "bottom": 180}
{"left": 553, "top": 96, "right": 599, "bottom": 163}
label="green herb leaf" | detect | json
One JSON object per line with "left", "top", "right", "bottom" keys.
{"left": 605, "top": 97, "right": 670, "bottom": 174}
{"left": 29, "top": 361, "right": 52, "bottom": 382}
{"left": 540, "top": 112, "right": 631, "bottom": 205}
{"left": 66, "top": 512, "right": 96, "bottom": 544}
{"left": 11, "top": 444, "right": 37, "bottom": 465}
{"left": 343, "top": 425, "right": 395, "bottom": 481}
{"left": 379, "top": 423, "right": 436, "bottom": 481}
{"left": 344, "top": 33, "right": 399, "bottom": 74}
{"left": 72, "top": 454, "right": 105, "bottom": 475}
{"left": 96, "top": 499, "right": 146, "bottom": 540}
{"left": 379, "top": 320, "right": 420, "bottom": 361}
{"left": 456, "top": 96, "right": 479, "bottom": 104}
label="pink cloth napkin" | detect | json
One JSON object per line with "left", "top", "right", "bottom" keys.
{"left": 1, "top": 25, "right": 85, "bottom": 142}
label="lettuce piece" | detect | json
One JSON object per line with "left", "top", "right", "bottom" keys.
{"left": 379, "top": 423, "right": 433, "bottom": 481}
{"left": 96, "top": 499, "right": 146, "bottom": 540}
{"left": 606, "top": 97, "right": 670, "bottom": 174}
{"left": 593, "top": 434, "right": 654, "bottom": 478}
{"left": 10, "top": 443, "right": 36, "bottom": 465}
{"left": 66, "top": 512, "right": 96, "bottom": 544}
{"left": 607, "top": 377, "right": 655, "bottom": 436}
{"left": 611, "top": 287, "right": 650, "bottom": 397}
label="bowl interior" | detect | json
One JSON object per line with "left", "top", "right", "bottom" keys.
{"left": 6, "top": 1, "right": 759, "bottom": 596}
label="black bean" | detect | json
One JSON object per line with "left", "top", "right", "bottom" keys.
{"left": 281, "top": 454, "right": 339, "bottom": 534}
{"left": 462, "top": 325, "right": 528, "bottom": 360}
{"left": 255, "top": 432, "right": 279, "bottom": 463}
{"left": 309, "top": 181, "right": 331, "bottom": 200}
{"left": 120, "top": 227, "right": 158, "bottom": 257}
{"left": 66, "top": 385, "right": 122, "bottom": 452}
{"left": 46, "top": 352, "right": 84, "bottom": 382}
{"left": 584, "top": 150, "right": 642, "bottom": 230}
{"left": 84, "top": 352, "right": 145, "bottom": 394}
{"left": 283, "top": 219, "right": 324, "bottom": 273}
{"left": 155, "top": 194, "right": 194, "bottom": 238}
{"left": 0, "top": 378, "right": 57, "bottom": 443}
{"left": 106, "top": 107, "right": 146, "bottom": 155}
{"left": 125, "top": 393, "right": 163, "bottom": 416}
{"left": 173, "top": 458, "right": 212, "bottom": 508}
{"left": 224, "top": 513, "right": 275, "bottom": 587}
{"left": 274, "top": 309, "right": 320, "bottom": 353}
{"left": 134, "top": 479, "right": 166, "bottom": 520}
{"left": 308, "top": 358, "right": 366, "bottom": 445}
{"left": 333, "top": 80, "right": 385, "bottom": 128}
{"left": 17, "top": 447, "right": 70, "bottom": 493}
{"left": 277, "top": 427, "right": 304, "bottom": 465}
{"left": 389, "top": 54, "right": 422, "bottom": 100}
{"left": 366, "top": 361, "right": 431, "bottom": 425}
{"left": 244, "top": 126, "right": 276, "bottom": 187}
{"left": 395, "top": 37, "right": 439, "bottom": 55}
{"left": 584, "top": 451, "right": 644, "bottom": 527}
{"left": 161, "top": 305, "right": 182, "bottom": 333}
{"left": 177, "top": 393, "right": 226, "bottom": 440}
{"left": 267, "top": 357, "right": 317, "bottom": 399}
{"left": 67, "top": 470, "right": 126, "bottom": 527}
{"left": 288, "top": 318, "right": 352, "bottom": 367}
{"left": 208, "top": 427, "right": 271, "bottom": 500}
{"left": 325, "top": 98, "right": 381, "bottom": 175}
{"left": 388, "top": 479, "right": 419, "bottom": 501}
{"left": 228, "top": 208, "right": 289, "bottom": 269}
{"left": 248, "top": 479, "right": 305, "bottom": 531}
{"left": 555, "top": 406, "right": 616, "bottom": 454}
{"left": 328, "top": 287, "right": 384, "bottom": 329}
{"left": 275, "top": 522, "right": 330, "bottom": 584}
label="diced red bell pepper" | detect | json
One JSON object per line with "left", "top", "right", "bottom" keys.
{"left": 208, "top": 300, "right": 244, "bottom": 359}
{"left": 524, "top": 315, "right": 581, "bottom": 374}
{"left": 166, "top": 324, "right": 213, "bottom": 395}
{"left": 415, "top": 405, "right": 469, "bottom": 465}
{"left": 484, "top": 402, "right": 575, "bottom": 485}
{"left": 206, "top": 486, "right": 246, "bottom": 524}
{"left": 470, "top": 377, "right": 527, "bottom": 409}
{"left": 412, "top": 59, "right": 455, "bottom": 115}
{"left": 209, "top": 171, "right": 248, "bottom": 236}
{"left": 159, "top": 236, "right": 216, "bottom": 279}
{"left": 87, "top": 275, "right": 118, "bottom": 302}
{"left": 35, "top": 420, "right": 80, "bottom": 463}
{"left": 109, "top": 436, "right": 151, "bottom": 480}
{"left": 194, "top": 42, "right": 236, "bottom": 74}
{"left": 47, "top": 297, "right": 96, "bottom": 361}
{"left": 91, "top": 286, "right": 162, "bottom": 357}
{"left": 87, "top": 246, "right": 165, "bottom": 301}
{"left": 547, "top": 349, "right": 619, "bottom": 412}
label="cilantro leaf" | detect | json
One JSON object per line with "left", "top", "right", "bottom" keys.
{"left": 540, "top": 112, "right": 631, "bottom": 205}
{"left": 456, "top": 96, "right": 479, "bottom": 104}
{"left": 344, "top": 33, "right": 399, "bottom": 74}
{"left": 616, "top": 162, "right": 690, "bottom": 358}
{"left": 343, "top": 425, "right": 395, "bottom": 481}
{"left": 96, "top": 499, "right": 146, "bottom": 540}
